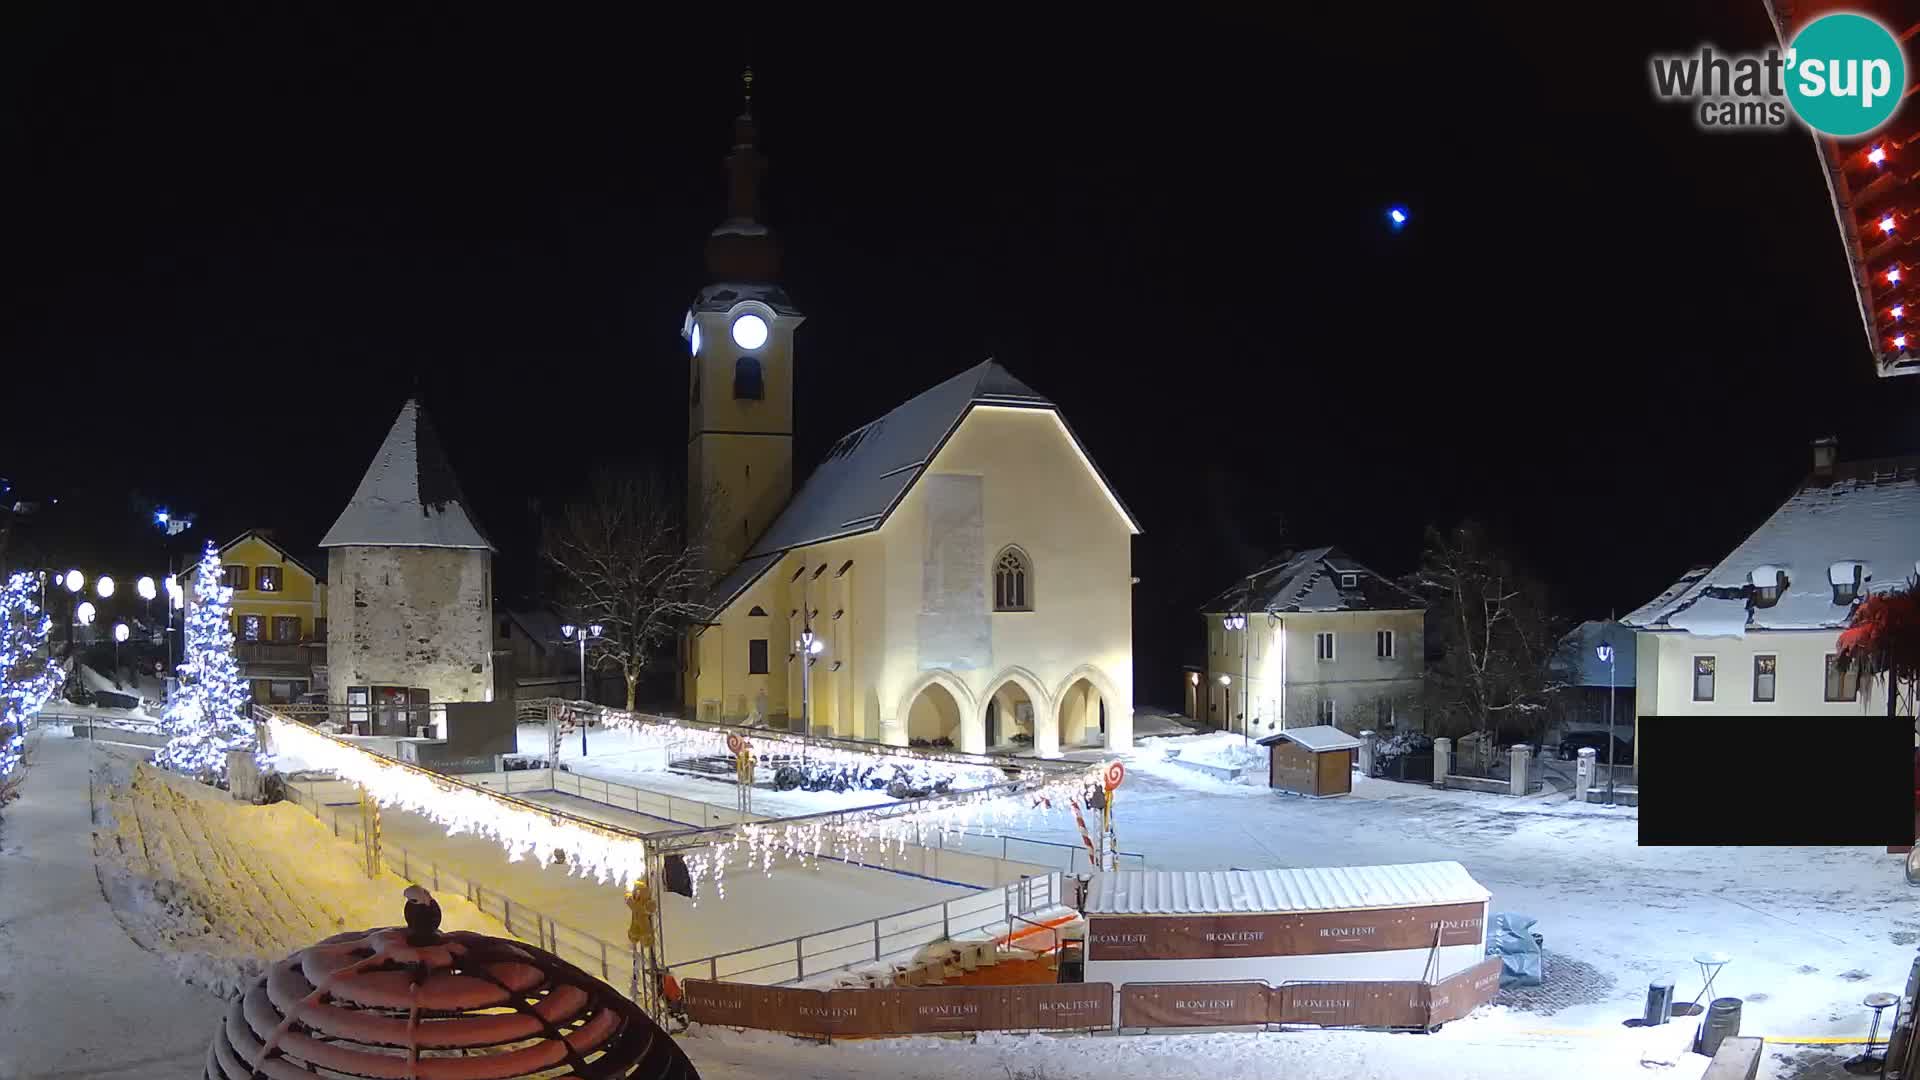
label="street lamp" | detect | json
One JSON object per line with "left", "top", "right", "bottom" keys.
{"left": 796, "top": 626, "right": 825, "bottom": 743}
{"left": 1222, "top": 614, "right": 1249, "bottom": 742}
{"left": 559, "top": 623, "right": 602, "bottom": 755}
{"left": 76, "top": 601, "right": 96, "bottom": 626}
{"left": 96, "top": 575, "right": 114, "bottom": 599}
{"left": 63, "top": 570, "right": 83, "bottom": 593}
{"left": 1596, "top": 641, "right": 1617, "bottom": 806}
{"left": 113, "top": 622, "right": 129, "bottom": 681}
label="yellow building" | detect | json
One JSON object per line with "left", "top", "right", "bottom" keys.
{"left": 680, "top": 100, "right": 1140, "bottom": 756}
{"left": 186, "top": 529, "right": 328, "bottom": 704}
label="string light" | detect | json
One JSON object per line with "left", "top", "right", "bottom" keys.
{"left": 267, "top": 716, "right": 653, "bottom": 888}
{"left": 1870, "top": 146, "right": 1888, "bottom": 165}
{"left": 260, "top": 699, "right": 1110, "bottom": 905}
{"left": 1, "top": 572, "right": 65, "bottom": 783}
{"left": 1894, "top": 306, "right": 1905, "bottom": 319}
{"left": 1882, "top": 216, "right": 1898, "bottom": 234}
{"left": 155, "top": 541, "right": 254, "bottom": 780}
{"left": 1896, "top": 335, "right": 1909, "bottom": 350}
{"left": 1890, "top": 267, "right": 1903, "bottom": 285}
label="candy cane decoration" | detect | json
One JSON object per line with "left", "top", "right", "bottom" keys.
{"left": 1069, "top": 797, "right": 1099, "bottom": 862}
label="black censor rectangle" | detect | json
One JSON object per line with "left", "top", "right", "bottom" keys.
{"left": 1638, "top": 717, "right": 1913, "bottom": 846}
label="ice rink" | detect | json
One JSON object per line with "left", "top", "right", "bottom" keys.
{"left": 287, "top": 775, "right": 980, "bottom": 977}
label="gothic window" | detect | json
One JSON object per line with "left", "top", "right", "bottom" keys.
{"left": 733, "top": 356, "right": 764, "bottom": 400}
{"left": 993, "top": 546, "right": 1033, "bottom": 612}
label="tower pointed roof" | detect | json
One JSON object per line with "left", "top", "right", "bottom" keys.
{"left": 320, "top": 399, "right": 494, "bottom": 551}
{"left": 705, "top": 67, "right": 781, "bottom": 283}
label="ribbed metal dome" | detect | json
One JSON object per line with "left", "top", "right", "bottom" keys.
{"left": 206, "top": 889, "right": 697, "bottom": 1079}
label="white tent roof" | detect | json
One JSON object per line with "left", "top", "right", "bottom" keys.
{"left": 1086, "top": 862, "right": 1489, "bottom": 916}
{"left": 320, "top": 399, "right": 493, "bottom": 551}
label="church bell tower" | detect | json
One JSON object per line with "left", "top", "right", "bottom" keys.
{"left": 685, "top": 68, "right": 804, "bottom": 573}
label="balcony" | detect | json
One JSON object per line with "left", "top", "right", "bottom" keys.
{"left": 234, "top": 641, "right": 319, "bottom": 669}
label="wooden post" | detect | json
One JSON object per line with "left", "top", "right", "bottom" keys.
{"left": 359, "top": 786, "right": 381, "bottom": 879}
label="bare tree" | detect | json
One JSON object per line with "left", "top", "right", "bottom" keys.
{"left": 1415, "top": 521, "right": 1571, "bottom": 746}
{"left": 542, "top": 469, "right": 721, "bottom": 711}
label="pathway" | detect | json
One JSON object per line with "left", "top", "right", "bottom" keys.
{"left": 0, "top": 731, "right": 226, "bottom": 1079}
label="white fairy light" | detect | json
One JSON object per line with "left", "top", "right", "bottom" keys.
{"left": 266, "top": 716, "right": 650, "bottom": 889}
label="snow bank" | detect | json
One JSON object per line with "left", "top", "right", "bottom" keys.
{"left": 91, "top": 756, "right": 515, "bottom": 1000}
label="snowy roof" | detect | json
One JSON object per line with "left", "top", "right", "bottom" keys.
{"left": 319, "top": 399, "right": 495, "bottom": 551}
{"left": 693, "top": 281, "right": 801, "bottom": 316}
{"left": 1201, "top": 546, "right": 1422, "bottom": 615}
{"left": 704, "top": 360, "right": 1140, "bottom": 612}
{"left": 1086, "top": 862, "right": 1490, "bottom": 916}
{"left": 1255, "top": 724, "right": 1362, "bottom": 752}
{"left": 1548, "top": 620, "right": 1637, "bottom": 688}
{"left": 1622, "top": 456, "right": 1920, "bottom": 636}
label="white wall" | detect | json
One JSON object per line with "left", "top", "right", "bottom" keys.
{"left": 1636, "top": 629, "right": 1888, "bottom": 717}
{"left": 1204, "top": 610, "right": 1425, "bottom": 734}
{"left": 326, "top": 546, "right": 493, "bottom": 705}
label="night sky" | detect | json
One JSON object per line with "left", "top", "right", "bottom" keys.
{"left": 5, "top": 7, "right": 1918, "bottom": 708}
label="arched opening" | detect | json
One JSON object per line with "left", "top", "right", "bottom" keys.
{"left": 906, "top": 682, "right": 963, "bottom": 748}
{"left": 983, "top": 681, "right": 1037, "bottom": 751}
{"left": 1057, "top": 677, "right": 1107, "bottom": 749}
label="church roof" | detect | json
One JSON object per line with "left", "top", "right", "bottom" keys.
{"left": 320, "top": 399, "right": 495, "bottom": 551}
{"left": 703, "top": 359, "right": 1139, "bottom": 613}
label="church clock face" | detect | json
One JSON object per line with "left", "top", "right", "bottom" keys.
{"left": 731, "top": 313, "right": 769, "bottom": 351}
{"left": 689, "top": 323, "right": 702, "bottom": 356}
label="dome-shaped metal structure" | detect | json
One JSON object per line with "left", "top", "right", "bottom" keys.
{"left": 207, "top": 888, "right": 698, "bottom": 1079}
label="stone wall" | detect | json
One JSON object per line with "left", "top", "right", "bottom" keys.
{"left": 326, "top": 546, "right": 493, "bottom": 705}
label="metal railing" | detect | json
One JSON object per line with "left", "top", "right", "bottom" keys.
{"left": 279, "top": 779, "right": 640, "bottom": 994}
{"left": 922, "top": 831, "right": 1147, "bottom": 875}
{"left": 552, "top": 769, "right": 760, "bottom": 830}
{"left": 665, "top": 871, "right": 1061, "bottom": 986}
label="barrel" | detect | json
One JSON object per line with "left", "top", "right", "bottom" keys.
{"left": 1644, "top": 980, "right": 1675, "bottom": 1026}
{"left": 1697, "top": 997, "right": 1742, "bottom": 1056}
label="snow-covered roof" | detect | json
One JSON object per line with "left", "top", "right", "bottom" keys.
{"left": 703, "top": 360, "right": 1140, "bottom": 613}
{"left": 1548, "top": 620, "right": 1637, "bottom": 688}
{"left": 1622, "top": 456, "right": 1920, "bottom": 636}
{"left": 694, "top": 281, "right": 801, "bottom": 316}
{"left": 1086, "top": 862, "right": 1490, "bottom": 916}
{"left": 319, "top": 399, "right": 494, "bottom": 551}
{"left": 1255, "top": 724, "right": 1362, "bottom": 752}
{"left": 1201, "top": 546, "right": 1422, "bottom": 615}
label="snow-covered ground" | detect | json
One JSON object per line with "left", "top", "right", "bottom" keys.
{"left": 679, "top": 1008, "right": 1714, "bottom": 1080}
{"left": 3, "top": 711, "right": 1896, "bottom": 1078}
{"left": 93, "top": 750, "right": 515, "bottom": 1000}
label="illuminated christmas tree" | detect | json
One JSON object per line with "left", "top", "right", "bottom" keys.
{"left": 157, "top": 541, "right": 253, "bottom": 780}
{"left": 1, "top": 571, "right": 65, "bottom": 794}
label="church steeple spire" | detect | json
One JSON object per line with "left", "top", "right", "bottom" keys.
{"left": 707, "top": 67, "right": 779, "bottom": 282}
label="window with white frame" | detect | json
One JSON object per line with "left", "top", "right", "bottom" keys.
{"left": 1692, "top": 656, "right": 1715, "bottom": 701}
{"left": 1825, "top": 653, "right": 1861, "bottom": 702}
{"left": 1376, "top": 629, "right": 1395, "bottom": 659}
{"left": 1318, "top": 698, "right": 1336, "bottom": 724}
{"left": 1315, "top": 631, "right": 1335, "bottom": 661}
{"left": 1753, "top": 655, "right": 1776, "bottom": 702}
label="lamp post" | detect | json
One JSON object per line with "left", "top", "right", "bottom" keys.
{"left": 796, "top": 620, "right": 825, "bottom": 746}
{"left": 1596, "top": 641, "right": 1617, "bottom": 806}
{"left": 137, "top": 576, "right": 156, "bottom": 643}
{"left": 559, "top": 623, "right": 602, "bottom": 756}
{"left": 1222, "top": 613, "right": 1249, "bottom": 744}
{"left": 153, "top": 508, "right": 193, "bottom": 673}
{"left": 113, "top": 622, "right": 129, "bottom": 684}
{"left": 62, "top": 569, "right": 83, "bottom": 649}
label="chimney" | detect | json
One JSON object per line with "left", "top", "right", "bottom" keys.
{"left": 1812, "top": 436, "right": 1839, "bottom": 479}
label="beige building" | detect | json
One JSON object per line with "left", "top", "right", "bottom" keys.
{"left": 680, "top": 102, "right": 1141, "bottom": 756}
{"left": 321, "top": 398, "right": 496, "bottom": 735}
{"left": 1197, "top": 547, "right": 1426, "bottom": 738}
{"left": 1622, "top": 442, "right": 1917, "bottom": 734}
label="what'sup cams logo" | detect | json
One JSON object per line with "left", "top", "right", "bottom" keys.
{"left": 1651, "top": 12, "right": 1906, "bottom": 135}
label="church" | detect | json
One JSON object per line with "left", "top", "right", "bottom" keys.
{"left": 681, "top": 86, "right": 1140, "bottom": 756}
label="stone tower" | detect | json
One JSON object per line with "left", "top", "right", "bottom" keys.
{"left": 320, "top": 399, "right": 496, "bottom": 725}
{"left": 685, "top": 70, "right": 806, "bottom": 573}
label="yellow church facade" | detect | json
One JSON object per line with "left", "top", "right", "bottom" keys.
{"left": 678, "top": 90, "right": 1139, "bottom": 756}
